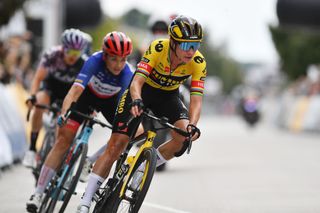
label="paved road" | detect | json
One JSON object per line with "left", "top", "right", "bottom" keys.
{"left": 1, "top": 115, "right": 320, "bottom": 213}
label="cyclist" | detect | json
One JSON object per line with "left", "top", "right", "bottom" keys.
{"left": 22, "top": 28, "right": 88, "bottom": 168}
{"left": 77, "top": 15, "right": 206, "bottom": 213}
{"left": 81, "top": 31, "right": 93, "bottom": 56}
{"left": 26, "top": 31, "right": 134, "bottom": 213}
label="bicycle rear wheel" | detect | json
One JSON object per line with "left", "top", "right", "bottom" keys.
{"left": 59, "top": 143, "right": 88, "bottom": 213}
{"left": 102, "top": 147, "right": 157, "bottom": 213}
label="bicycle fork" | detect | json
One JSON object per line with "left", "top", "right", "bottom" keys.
{"left": 119, "top": 130, "right": 156, "bottom": 197}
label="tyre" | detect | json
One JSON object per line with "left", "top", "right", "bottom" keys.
{"left": 38, "top": 144, "right": 86, "bottom": 213}
{"left": 38, "top": 176, "right": 58, "bottom": 213}
{"left": 59, "top": 144, "right": 88, "bottom": 213}
{"left": 101, "top": 147, "right": 157, "bottom": 213}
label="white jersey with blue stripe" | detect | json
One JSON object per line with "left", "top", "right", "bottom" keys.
{"left": 74, "top": 51, "right": 134, "bottom": 99}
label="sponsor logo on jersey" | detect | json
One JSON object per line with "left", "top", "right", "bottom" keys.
{"left": 202, "top": 68, "right": 207, "bottom": 75}
{"left": 194, "top": 56, "right": 204, "bottom": 64}
{"left": 88, "top": 76, "right": 121, "bottom": 97}
{"left": 145, "top": 46, "right": 152, "bottom": 55}
{"left": 137, "top": 61, "right": 152, "bottom": 72}
{"left": 150, "top": 70, "right": 189, "bottom": 87}
{"left": 155, "top": 41, "right": 164, "bottom": 52}
{"left": 141, "top": 57, "right": 150, "bottom": 63}
{"left": 180, "top": 69, "right": 187, "bottom": 75}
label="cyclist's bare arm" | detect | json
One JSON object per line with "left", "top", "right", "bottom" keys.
{"left": 188, "top": 95, "right": 202, "bottom": 140}
{"left": 29, "top": 65, "right": 48, "bottom": 95}
{"left": 61, "top": 84, "right": 84, "bottom": 115}
{"left": 130, "top": 74, "right": 146, "bottom": 117}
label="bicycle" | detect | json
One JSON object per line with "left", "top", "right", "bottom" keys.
{"left": 26, "top": 101, "right": 61, "bottom": 184}
{"left": 37, "top": 104, "right": 112, "bottom": 213}
{"left": 92, "top": 108, "right": 194, "bottom": 213}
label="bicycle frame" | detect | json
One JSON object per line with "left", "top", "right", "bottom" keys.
{"left": 93, "top": 109, "right": 192, "bottom": 212}
{"left": 53, "top": 121, "right": 93, "bottom": 198}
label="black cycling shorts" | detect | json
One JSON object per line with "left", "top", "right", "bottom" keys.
{"left": 112, "top": 83, "right": 189, "bottom": 137}
{"left": 69, "top": 87, "right": 118, "bottom": 125}
{"left": 41, "top": 76, "right": 73, "bottom": 104}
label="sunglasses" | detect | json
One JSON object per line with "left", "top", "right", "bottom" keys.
{"left": 179, "top": 42, "right": 201, "bottom": 51}
{"left": 64, "top": 49, "right": 82, "bottom": 58}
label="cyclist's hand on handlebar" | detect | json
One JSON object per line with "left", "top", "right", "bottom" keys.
{"left": 130, "top": 99, "right": 144, "bottom": 117}
{"left": 187, "top": 124, "right": 201, "bottom": 141}
{"left": 57, "top": 115, "right": 67, "bottom": 127}
{"left": 25, "top": 95, "right": 36, "bottom": 108}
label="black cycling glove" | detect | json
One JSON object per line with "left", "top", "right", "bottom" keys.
{"left": 187, "top": 124, "right": 201, "bottom": 139}
{"left": 26, "top": 95, "right": 37, "bottom": 105}
{"left": 130, "top": 99, "right": 144, "bottom": 111}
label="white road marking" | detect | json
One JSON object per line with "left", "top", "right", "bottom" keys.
{"left": 143, "top": 202, "right": 192, "bottom": 213}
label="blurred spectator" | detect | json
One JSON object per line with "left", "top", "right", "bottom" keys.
{"left": 0, "top": 39, "right": 10, "bottom": 84}
{"left": 3, "top": 31, "right": 33, "bottom": 88}
{"left": 128, "top": 16, "right": 170, "bottom": 67}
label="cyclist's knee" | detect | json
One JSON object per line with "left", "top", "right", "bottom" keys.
{"left": 104, "top": 134, "right": 128, "bottom": 161}
{"left": 36, "top": 91, "right": 50, "bottom": 104}
{"left": 55, "top": 130, "right": 75, "bottom": 151}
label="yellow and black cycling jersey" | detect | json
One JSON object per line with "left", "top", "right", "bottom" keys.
{"left": 136, "top": 39, "right": 207, "bottom": 96}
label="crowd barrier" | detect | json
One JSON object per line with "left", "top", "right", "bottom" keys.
{"left": 0, "top": 83, "right": 28, "bottom": 168}
{"left": 275, "top": 94, "right": 320, "bottom": 133}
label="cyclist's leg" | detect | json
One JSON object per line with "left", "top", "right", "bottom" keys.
{"left": 87, "top": 94, "right": 118, "bottom": 164}
{"left": 86, "top": 125, "right": 143, "bottom": 159}
{"left": 157, "top": 119, "right": 189, "bottom": 159}
{"left": 23, "top": 90, "right": 51, "bottom": 168}
{"left": 79, "top": 89, "right": 138, "bottom": 210}
{"left": 88, "top": 93, "right": 143, "bottom": 164}
{"left": 150, "top": 94, "right": 189, "bottom": 163}
{"left": 26, "top": 122, "right": 79, "bottom": 211}
{"left": 79, "top": 144, "right": 106, "bottom": 183}
{"left": 79, "top": 133, "right": 130, "bottom": 208}
{"left": 87, "top": 144, "right": 107, "bottom": 163}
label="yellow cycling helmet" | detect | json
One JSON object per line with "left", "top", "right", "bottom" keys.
{"left": 168, "top": 15, "right": 203, "bottom": 42}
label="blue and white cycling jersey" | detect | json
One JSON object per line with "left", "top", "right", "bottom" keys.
{"left": 74, "top": 51, "right": 134, "bottom": 99}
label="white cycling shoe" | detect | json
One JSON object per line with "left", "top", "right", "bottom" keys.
{"left": 76, "top": 205, "right": 90, "bottom": 213}
{"left": 79, "top": 158, "right": 93, "bottom": 183}
{"left": 26, "top": 193, "right": 42, "bottom": 213}
{"left": 23, "top": 150, "right": 36, "bottom": 168}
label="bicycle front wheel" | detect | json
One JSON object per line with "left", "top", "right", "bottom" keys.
{"left": 104, "top": 147, "right": 157, "bottom": 213}
{"left": 33, "top": 132, "right": 55, "bottom": 184}
{"left": 59, "top": 143, "right": 88, "bottom": 213}
{"left": 38, "top": 175, "right": 58, "bottom": 213}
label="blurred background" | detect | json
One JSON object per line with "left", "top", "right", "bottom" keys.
{"left": 1, "top": 0, "right": 320, "bottom": 212}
